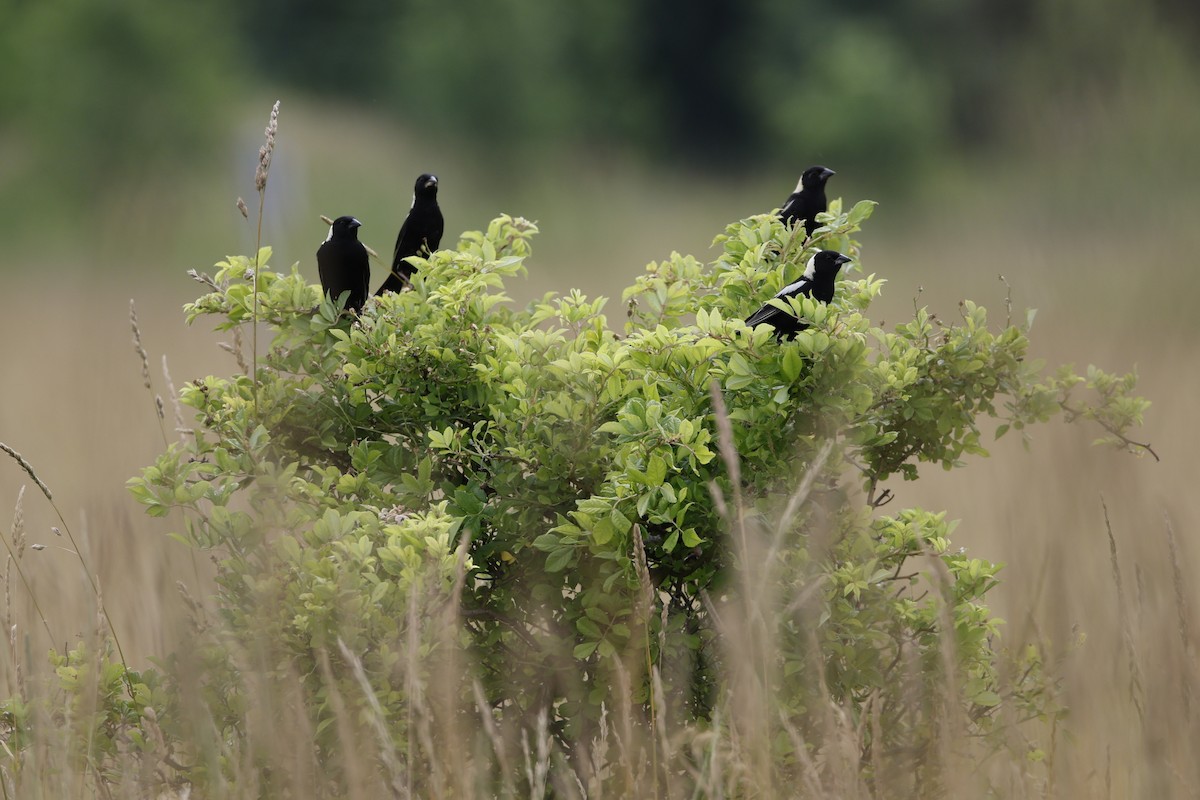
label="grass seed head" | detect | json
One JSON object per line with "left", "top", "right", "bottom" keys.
{"left": 0, "top": 442, "right": 52, "bottom": 503}
{"left": 254, "top": 100, "right": 280, "bottom": 193}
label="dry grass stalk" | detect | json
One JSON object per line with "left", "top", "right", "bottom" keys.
{"left": 610, "top": 658, "right": 643, "bottom": 794}
{"left": 1162, "top": 512, "right": 1194, "bottom": 710}
{"left": 228, "top": 325, "right": 249, "bottom": 375}
{"left": 919, "top": 538, "right": 971, "bottom": 796}
{"left": 3, "top": 562, "right": 12, "bottom": 697}
{"left": 316, "top": 647, "right": 374, "bottom": 799}
{"left": 0, "top": 442, "right": 53, "bottom": 503}
{"left": 7, "top": 620, "right": 23, "bottom": 701}
{"left": 129, "top": 299, "right": 152, "bottom": 391}
{"left": 403, "top": 582, "right": 444, "bottom": 799}
{"left": 1101, "top": 496, "right": 1145, "bottom": 723}
{"left": 777, "top": 707, "right": 832, "bottom": 797}
{"left": 254, "top": 102, "right": 279, "bottom": 194}
{"left": 1, "top": 443, "right": 133, "bottom": 697}
{"left": 10, "top": 485, "right": 24, "bottom": 561}
{"left": 472, "top": 679, "right": 516, "bottom": 797}
{"left": 520, "top": 709, "right": 552, "bottom": 800}
{"left": 1, "top": 490, "right": 52, "bottom": 647}
{"left": 162, "top": 355, "right": 187, "bottom": 438}
{"left": 770, "top": 439, "right": 833, "bottom": 561}
{"left": 706, "top": 388, "right": 870, "bottom": 797}
{"left": 4, "top": 485, "right": 27, "bottom": 693}
{"left": 131, "top": 299, "right": 170, "bottom": 444}
{"left": 251, "top": 101, "right": 281, "bottom": 418}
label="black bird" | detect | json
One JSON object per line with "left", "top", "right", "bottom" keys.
{"left": 744, "top": 250, "right": 851, "bottom": 340}
{"left": 779, "top": 165, "right": 835, "bottom": 237}
{"left": 317, "top": 216, "right": 370, "bottom": 313}
{"left": 376, "top": 173, "right": 444, "bottom": 294}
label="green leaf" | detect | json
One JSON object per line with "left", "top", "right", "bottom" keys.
{"left": 662, "top": 530, "right": 680, "bottom": 553}
{"left": 532, "top": 533, "right": 560, "bottom": 551}
{"left": 781, "top": 348, "right": 803, "bottom": 381}
{"left": 591, "top": 518, "right": 616, "bottom": 546}
{"left": 646, "top": 455, "right": 667, "bottom": 487}
{"left": 847, "top": 199, "right": 878, "bottom": 227}
{"left": 545, "top": 547, "right": 573, "bottom": 573}
{"left": 609, "top": 507, "right": 632, "bottom": 536}
{"left": 576, "top": 617, "right": 603, "bottom": 638}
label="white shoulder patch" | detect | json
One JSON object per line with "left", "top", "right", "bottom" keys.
{"left": 778, "top": 277, "right": 810, "bottom": 297}
{"left": 325, "top": 225, "right": 334, "bottom": 243}
{"left": 802, "top": 254, "right": 817, "bottom": 278}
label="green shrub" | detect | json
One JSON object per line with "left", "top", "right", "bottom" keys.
{"left": 120, "top": 204, "right": 1148, "bottom": 794}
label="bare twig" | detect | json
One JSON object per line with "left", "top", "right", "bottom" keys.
{"left": 1061, "top": 402, "right": 1159, "bottom": 462}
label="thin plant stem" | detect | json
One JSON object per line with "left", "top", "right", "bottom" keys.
{"left": 251, "top": 101, "right": 280, "bottom": 419}
{"left": 0, "top": 488, "right": 53, "bottom": 643}
{"left": 0, "top": 442, "right": 132, "bottom": 698}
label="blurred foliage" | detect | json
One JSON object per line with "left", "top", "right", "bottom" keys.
{"left": 230, "top": 0, "right": 1199, "bottom": 172}
{"left": 2, "top": 0, "right": 1198, "bottom": 213}
{"left": 0, "top": 0, "right": 231, "bottom": 213}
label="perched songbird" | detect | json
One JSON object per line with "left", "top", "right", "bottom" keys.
{"left": 317, "top": 216, "right": 370, "bottom": 313}
{"left": 779, "top": 165, "right": 835, "bottom": 237}
{"left": 744, "top": 250, "right": 851, "bottom": 340}
{"left": 376, "top": 173, "right": 444, "bottom": 294}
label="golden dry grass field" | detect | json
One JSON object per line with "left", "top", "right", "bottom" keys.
{"left": 1, "top": 105, "right": 1197, "bottom": 795}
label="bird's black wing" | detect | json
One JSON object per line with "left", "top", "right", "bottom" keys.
{"left": 358, "top": 249, "right": 371, "bottom": 305}
{"left": 391, "top": 215, "right": 415, "bottom": 273}
{"left": 376, "top": 205, "right": 444, "bottom": 295}
{"left": 375, "top": 271, "right": 412, "bottom": 295}
{"left": 427, "top": 213, "right": 444, "bottom": 253}
{"left": 317, "top": 241, "right": 346, "bottom": 305}
{"left": 375, "top": 217, "right": 416, "bottom": 295}
{"left": 778, "top": 192, "right": 804, "bottom": 225}
{"left": 744, "top": 302, "right": 789, "bottom": 329}
{"left": 744, "top": 276, "right": 814, "bottom": 334}
{"left": 779, "top": 190, "right": 826, "bottom": 236}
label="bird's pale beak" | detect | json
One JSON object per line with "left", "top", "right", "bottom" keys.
{"left": 350, "top": 218, "right": 363, "bottom": 228}
{"left": 425, "top": 177, "right": 438, "bottom": 188}
{"left": 822, "top": 168, "right": 836, "bottom": 179}
{"left": 835, "top": 254, "right": 852, "bottom": 267}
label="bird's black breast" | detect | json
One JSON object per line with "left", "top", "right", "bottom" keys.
{"left": 318, "top": 238, "right": 370, "bottom": 312}
{"left": 377, "top": 202, "right": 444, "bottom": 295}
{"left": 808, "top": 279, "right": 835, "bottom": 305}
{"left": 780, "top": 190, "right": 827, "bottom": 236}
{"left": 392, "top": 203, "right": 445, "bottom": 276}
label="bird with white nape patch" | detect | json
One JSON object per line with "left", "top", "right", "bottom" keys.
{"left": 376, "top": 172, "right": 444, "bottom": 294}
{"left": 778, "top": 165, "right": 835, "bottom": 238}
{"left": 744, "top": 250, "right": 851, "bottom": 341}
{"left": 317, "top": 215, "right": 370, "bottom": 313}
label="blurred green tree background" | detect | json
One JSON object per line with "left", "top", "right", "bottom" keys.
{"left": 0, "top": 0, "right": 1197, "bottom": 289}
